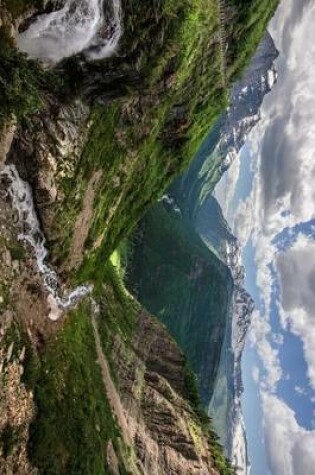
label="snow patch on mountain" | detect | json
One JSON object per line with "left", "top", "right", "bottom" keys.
{"left": 205, "top": 31, "right": 279, "bottom": 475}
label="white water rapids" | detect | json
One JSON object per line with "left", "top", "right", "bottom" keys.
{"left": 2, "top": 0, "right": 123, "bottom": 317}
{"left": 17, "top": 0, "right": 122, "bottom": 63}
{"left": 0, "top": 164, "right": 92, "bottom": 321}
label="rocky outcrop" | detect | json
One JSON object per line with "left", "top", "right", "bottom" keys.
{"left": 171, "top": 31, "right": 278, "bottom": 217}
{"left": 7, "top": 99, "right": 90, "bottom": 233}
{"left": 0, "top": 0, "right": 279, "bottom": 473}
{"left": 0, "top": 120, "right": 16, "bottom": 166}
{"left": 0, "top": 192, "right": 39, "bottom": 474}
{"left": 127, "top": 29, "right": 279, "bottom": 473}
{"left": 126, "top": 203, "right": 233, "bottom": 408}
{"left": 110, "top": 312, "right": 220, "bottom": 475}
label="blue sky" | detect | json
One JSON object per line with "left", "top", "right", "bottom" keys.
{"left": 227, "top": 142, "right": 315, "bottom": 474}
{"left": 215, "top": 1, "right": 315, "bottom": 473}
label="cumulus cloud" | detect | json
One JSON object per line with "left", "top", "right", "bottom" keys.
{"left": 234, "top": 0, "right": 315, "bottom": 240}
{"left": 294, "top": 385, "right": 307, "bottom": 396}
{"left": 232, "top": 0, "right": 315, "bottom": 394}
{"left": 277, "top": 236, "right": 315, "bottom": 388}
{"left": 277, "top": 236, "right": 315, "bottom": 317}
{"left": 227, "top": 0, "right": 315, "bottom": 473}
{"left": 262, "top": 393, "right": 315, "bottom": 475}
{"left": 252, "top": 366, "right": 259, "bottom": 383}
{"left": 272, "top": 333, "right": 284, "bottom": 346}
{"left": 249, "top": 310, "right": 282, "bottom": 391}
{"left": 259, "top": 0, "right": 315, "bottom": 230}
{"left": 233, "top": 196, "right": 255, "bottom": 246}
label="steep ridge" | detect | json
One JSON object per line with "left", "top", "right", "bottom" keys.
{"left": 171, "top": 31, "right": 278, "bottom": 217}
{"left": 198, "top": 197, "right": 254, "bottom": 474}
{"left": 0, "top": 164, "right": 92, "bottom": 320}
{"left": 0, "top": 150, "right": 228, "bottom": 475}
{"left": 126, "top": 203, "right": 234, "bottom": 407}
{"left": 0, "top": 0, "right": 278, "bottom": 473}
{"left": 183, "top": 31, "right": 278, "bottom": 474}
{"left": 127, "top": 29, "right": 278, "bottom": 474}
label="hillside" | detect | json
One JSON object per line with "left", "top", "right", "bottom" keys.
{"left": 126, "top": 202, "right": 233, "bottom": 407}
{"left": 0, "top": 0, "right": 278, "bottom": 473}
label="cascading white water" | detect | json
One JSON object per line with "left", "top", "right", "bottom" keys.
{"left": 0, "top": 164, "right": 92, "bottom": 321}
{"left": 17, "top": 0, "right": 122, "bottom": 63}
{"left": 3, "top": 1, "right": 122, "bottom": 318}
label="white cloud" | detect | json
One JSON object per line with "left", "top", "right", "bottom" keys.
{"left": 258, "top": 0, "right": 315, "bottom": 230}
{"left": 262, "top": 393, "right": 315, "bottom": 475}
{"left": 233, "top": 196, "right": 255, "bottom": 246}
{"left": 230, "top": 0, "right": 315, "bottom": 394}
{"left": 277, "top": 236, "right": 315, "bottom": 388}
{"left": 249, "top": 310, "right": 282, "bottom": 391}
{"left": 252, "top": 366, "right": 259, "bottom": 383}
{"left": 272, "top": 333, "right": 284, "bottom": 346}
{"left": 294, "top": 385, "right": 307, "bottom": 396}
{"left": 226, "top": 1, "right": 315, "bottom": 473}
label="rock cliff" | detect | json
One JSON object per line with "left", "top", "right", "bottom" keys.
{"left": 126, "top": 27, "right": 278, "bottom": 474}
{"left": 0, "top": 0, "right": 278, "bottom": 473}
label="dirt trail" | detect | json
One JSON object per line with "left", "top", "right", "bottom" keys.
{"left": 67, "top": 170, "right": 102, "bottom": 270}
{"left": 91, "top": 313, "right": 132, "bottom": 447}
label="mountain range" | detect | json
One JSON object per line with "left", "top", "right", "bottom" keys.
{"left": 127, "top": 30, "right": 278, "bottom": 474}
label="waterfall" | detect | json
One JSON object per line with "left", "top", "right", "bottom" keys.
{"left": 17, "top": 0, "right": 122, "bottom": 63}
{"left": 3, "top": 0, "right": 124, "bottom": 318}
{"left": 0, "top": 164, "right": 92, "bottom": 321}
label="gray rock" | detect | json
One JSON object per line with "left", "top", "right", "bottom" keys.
{"left": 3, "top": 249, "right": 12, "bottom": 267}
{"left": 12, "top": 260, "right": 20, "bottom": 272}
{"left": 6, "top": 342, "right": 14, "bottom": 362}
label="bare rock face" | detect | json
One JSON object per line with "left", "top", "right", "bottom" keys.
{"left": 111, "top": 313, "right": 220, "bottom": 475}
{"left": 7, "top": 99, "right": 90, "bottom": 232}
{"left": 0, "top": 199, "right": 38, "bottom": 473}
{"left": 106, "top": 441, "right": 120, "bottom": 475}
{"left": 0, "top": 121, "right": 16, "bottom": 166}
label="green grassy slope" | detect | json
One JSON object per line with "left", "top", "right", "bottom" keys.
{"left": 23, "top": 261, "right": 234, "bottom": 475}
{"left": 0, "top": 0, "right": 278, "bottom": 265}
{"left": 49, "top": 0, "right": 278, "bottom": 265}
{"left": 126, "top": 203, "right": 233, "bottom": 405}
{"left": 226, "top": 0, "right": 279, "bottom": 80}
{"left": 27, "top": 305, "right": 120, "bottom": 475}
{"left": 0, "top": 0, "right": 279, "bottom": 473}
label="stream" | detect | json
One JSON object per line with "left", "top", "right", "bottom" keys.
{"left": 0, "top": 164, "right": 92, "bottom": 321}
{"left": 1, "top": 0, "right": 124, "bottom": 319}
